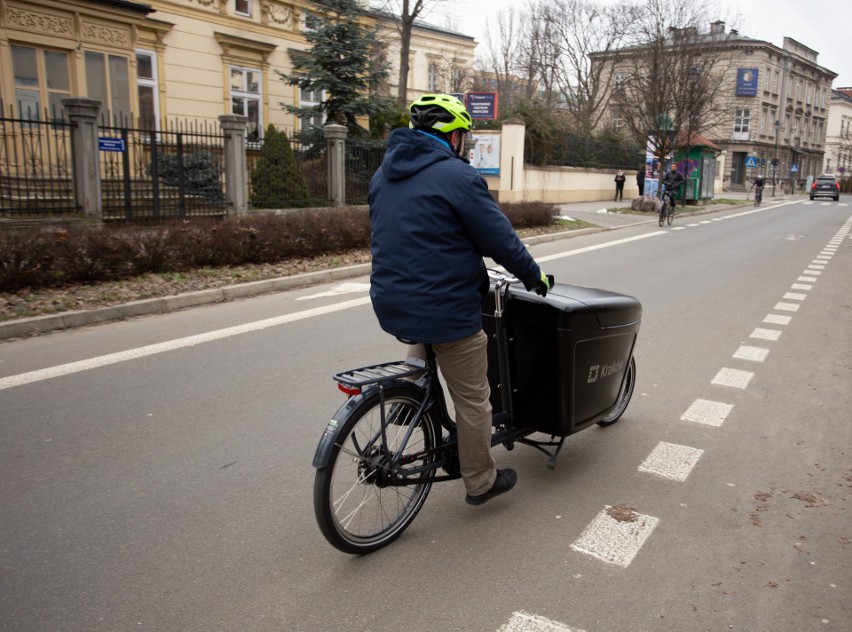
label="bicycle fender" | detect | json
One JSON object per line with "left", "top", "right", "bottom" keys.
{"left": 311, "top": 380, "right": 425, "bottom": 469}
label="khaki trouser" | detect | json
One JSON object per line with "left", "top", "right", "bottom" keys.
{"left": 408, "top": 330, "right": 496, "bottom": 496}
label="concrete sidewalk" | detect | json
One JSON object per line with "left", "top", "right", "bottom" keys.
{"left": 0, "top": 192, "right": 783, "bottom": 340}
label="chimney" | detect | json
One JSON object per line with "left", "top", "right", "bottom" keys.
{"left": 710, "top": 21, "right": 725, "bottom": 35}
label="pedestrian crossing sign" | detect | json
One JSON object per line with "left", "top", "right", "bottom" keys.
{"left": 745, "top": 156, "right": 759, "bottom": 168}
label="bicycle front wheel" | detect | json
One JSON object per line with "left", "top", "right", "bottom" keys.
{"left": 314, "top": 386, "right": 440, "bottom": 554}
{"left": 597, "top": 356, "right": 636, "bottom": 426}
{"left": 658, "top": 202, "right": 667, "bottom": 227}
{"left": 666, "top": 208, "right": 674, "bottom": 225}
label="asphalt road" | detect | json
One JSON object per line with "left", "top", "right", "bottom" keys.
{"left": 1, "top": 197, "right": 850, "bottom": 632}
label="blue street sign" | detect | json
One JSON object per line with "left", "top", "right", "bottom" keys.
{"left": 98, "top": 137, "right": 126, "bottom": 152}
{"left": 745, "top": 156, "right": 759, "bottom": 168}
{"left": 790, "top": 164, "right": 799, "bottom": 173}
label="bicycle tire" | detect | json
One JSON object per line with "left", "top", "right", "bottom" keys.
{"left": 314, "top": 386, "right": 440, "bottom": 554}
{"left": 666, "top": 207, "right": 673, "bottom": 225}
{"left": 597, "top": 356, "right": 636, "bottom": 426}
{"left": 658, "top": 201, "right": 667, "bottom": 227}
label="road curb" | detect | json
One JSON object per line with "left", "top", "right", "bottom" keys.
{"left": 0, "top": 203, "right": 758, "bottom": 341}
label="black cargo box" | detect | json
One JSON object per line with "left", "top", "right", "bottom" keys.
{"left": 481, "top": 283, "right": 641, "bottom": 437}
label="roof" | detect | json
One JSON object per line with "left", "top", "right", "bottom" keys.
{"left": 677, "top": 130, "right": 722, "bottom": 151}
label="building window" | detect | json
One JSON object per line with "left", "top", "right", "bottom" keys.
{"left": 428, "top": 63, "right": 438, "bottom": 92}
{"left": 772, "top": 70, "right": 779, "bottom": 93}
{"left": 299, "top": 87, "right": 324, "bottom": 130}
{"left": 733, "top": 108, "right": 751, "bottom": 140}
{"left": 85, "top": 51, "right": 130, "bottom": 125}
{"left": 230, "top": 66, "right": 261, "bottom": 142}
{"left": 614, "top": 72, "right": 625, "bottom": 90}
{"left": 136, "top": 50, "right": 159, "bottom": 130}
{"left": 11, "top": 44, "right": 71, "bottom": 120}
{"left": 611, "top": 109, "right": 624, "bottom": 131}
{"left": 451, "top": 67, "right": 462, "bottom": 92}
{"left": 235, "top": 0, "right": 251, "bottom": 17}
{"left": 761, "top": 108, "right": 768, "bottom": 135}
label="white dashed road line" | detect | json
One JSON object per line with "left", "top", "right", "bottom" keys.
{"left": 681, "top": 398, "right": 734, "bottom": 427}
{"left": 570, "top": 506, "right": 660, "bottom": 568}
{"left": 638, "top": 442, "right": 704, "bottom": 481}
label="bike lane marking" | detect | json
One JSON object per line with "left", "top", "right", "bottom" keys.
{"left": 569, "top": 506, "right": 659, "bottom": 568}
{"left": 0, "top": 296, "right": 373, "bottom": 391}
{"left": 498, "top": 611, "right": 584, "bottom": 632}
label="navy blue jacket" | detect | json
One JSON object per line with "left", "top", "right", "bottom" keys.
{"left": 369, "top": 128, "right": 541, "bottom": 344}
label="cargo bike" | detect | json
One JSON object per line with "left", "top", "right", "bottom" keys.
{"left": 312, "top": 271, "right": 642, "bottom": 554}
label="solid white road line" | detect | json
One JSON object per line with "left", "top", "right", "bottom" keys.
{"left": 0, "top": 297, "right": 373, "bottom": 391}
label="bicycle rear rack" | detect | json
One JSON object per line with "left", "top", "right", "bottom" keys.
{"left": 334, "top": 361, "right": 426, "bottom": 393}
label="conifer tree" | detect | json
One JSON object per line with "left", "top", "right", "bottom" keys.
{"left": 250, "top": 125, "right": 310, "bottom": 208}
{"left": 276, "top": 0, "right": 391, "bottom": 136}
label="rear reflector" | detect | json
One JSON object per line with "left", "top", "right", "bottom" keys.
{"left": 337, "top": 383, "right": 361, "bottom": 396}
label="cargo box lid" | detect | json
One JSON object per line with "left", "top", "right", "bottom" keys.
{"left": 548, "top": 284, "right": 642, "bottom": 329}
{"left": 493, "top": 283, "right": 641, "bottom": 331}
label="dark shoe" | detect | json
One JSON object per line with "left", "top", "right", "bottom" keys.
{"left": 465, "top": 469, "right": 517, "bottom": 506}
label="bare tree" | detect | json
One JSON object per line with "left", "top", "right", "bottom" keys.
{"left": 372, "top": 0, "right": 447, "bottom": 103}
{"left": 474, "top": 7, "right": 538, "bottom": 109}
{"left": 532, "top": 0, "right": 634, "bottom": 134}
{"left": 601, "top": 0, "right": 736, "bottom": 171}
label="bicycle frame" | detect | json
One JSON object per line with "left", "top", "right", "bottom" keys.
{"left": 313, "top": 273, "right": 564, "bottom": 485}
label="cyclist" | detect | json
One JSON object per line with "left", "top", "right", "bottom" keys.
{"left": 752, "top": 175, "right": 765, "bottom": 204}
{"left": 369, "top": 94, "right": 551, "bottom": 506}
{"left": 661, "top": 164, "right": 685, "bottom": 211}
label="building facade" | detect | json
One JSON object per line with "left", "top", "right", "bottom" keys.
{"left": 593, "top": 22, "right": 837, "bottom": 190}
{"left": 0, "top": 0, "right": 476, "bottom": 137}
{"left": 825, "top": 88, "right": 852, "bottom": 181}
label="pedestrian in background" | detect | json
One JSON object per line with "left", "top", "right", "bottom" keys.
{"left": 614, "top": 169, "right": 626, "bottom": 201}
{"left": 636, "top": 167, "right": 645, "bottom": 196}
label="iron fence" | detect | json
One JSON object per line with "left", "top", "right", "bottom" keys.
{"left": 346, "top": 139, "right": 385, "bottom": 204}
{"left": 0, "top": 101, "right": 76, "bottom": 218}
{"left": 247, "top": 129, "right": 328, "bottom": 209}
{"left": 99, "top": 117, "right": 229, "bottom": 221}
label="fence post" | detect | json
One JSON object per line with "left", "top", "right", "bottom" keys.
{"left": 218, "top": 115, "right": 248, "bottom": 215}
{"left": 62, "top": 98, "right": 103, "bottom": 220}
{"left": 498, "top": 118, "right": 526, "bottom": 203}
{"left": 324, "top": 124, "right": 347, "bottom": 207}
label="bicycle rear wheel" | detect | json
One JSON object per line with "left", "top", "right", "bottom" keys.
{"left": 314, "top": 386, "right": 440, "bottom": 554}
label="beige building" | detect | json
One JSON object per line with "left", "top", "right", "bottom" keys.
{"left": 825, "top": 88, "right": 852, "bottom": 179}
{"left": 0, "top": 0, "right": 476, "bottom": 137}
{"left": 594, "top": 23, "right": 837, "bottom": 190}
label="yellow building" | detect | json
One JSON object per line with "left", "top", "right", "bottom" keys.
{"left": 0, "top": 0, "right": 476, "bottom": 137}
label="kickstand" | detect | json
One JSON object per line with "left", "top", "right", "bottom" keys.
{"left": 547, "top": 436, "right": 567, "bottom": 470}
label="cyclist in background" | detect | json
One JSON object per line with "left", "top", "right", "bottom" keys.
{"left": 752, "top": 175, "right": 765, "bottom": 205}
{"left": 661, "top": 164, "right": 685, "bottom": 210}
{"left": 368, "top": 94, "right": 551, "bottom": 507}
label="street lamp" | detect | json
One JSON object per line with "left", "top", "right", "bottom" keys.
{"left": 772, "top": 119, "right": 781, "bottom": 197}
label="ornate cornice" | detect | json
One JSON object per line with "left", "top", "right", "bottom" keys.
{"left": 5, "top": 6, "right": 74, "bottom": 38}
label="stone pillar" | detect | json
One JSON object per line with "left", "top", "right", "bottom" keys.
{"left": 62, "top": 98, "right": 102, "bottom": 220}
{"left": 324, "top": 124, "right": 347, "bottom": 207}
{"left": 218, "top": 115, "right": 248, "bottom": 215}
{"left": 499, "top": 118, "right": 525, "bottom": 203}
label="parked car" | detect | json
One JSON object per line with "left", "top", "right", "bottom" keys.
{"left": 810, "top": 175, "right": 840, "bottom": 201}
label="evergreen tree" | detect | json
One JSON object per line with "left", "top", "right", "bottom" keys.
{"left": 250, "top": 125, "right": 310, "bottom": 208}
{"left": 276, "top": 0, "right": 392, "bottom": 136}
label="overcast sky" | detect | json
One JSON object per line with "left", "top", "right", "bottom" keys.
{"left": 434, "top": 0, "right": 850, "bottom": 87}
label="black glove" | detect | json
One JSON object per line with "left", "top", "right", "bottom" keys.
{"left": 528, "top": 272, "right": 552, "bottom": 297}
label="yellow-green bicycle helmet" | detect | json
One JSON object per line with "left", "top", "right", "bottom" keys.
{"left": 409, "top": 94, "right": 473, "bottom": 134}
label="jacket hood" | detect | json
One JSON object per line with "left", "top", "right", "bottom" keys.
{"left": 379, "top": 128, "right": 459, "bottom": 181}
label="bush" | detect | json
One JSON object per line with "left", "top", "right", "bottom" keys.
{"left": 250, "top": 126, "right": 311, "bottom": 208}
{"left": 148, "top": 151, "right": 225, "bottom": 202}
{"left": 0, "top": 201, "right": 555, "bottom": 293}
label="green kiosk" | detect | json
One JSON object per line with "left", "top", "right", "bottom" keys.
{"left": 673, "top": 134, "right": 721, "bottom": 205}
